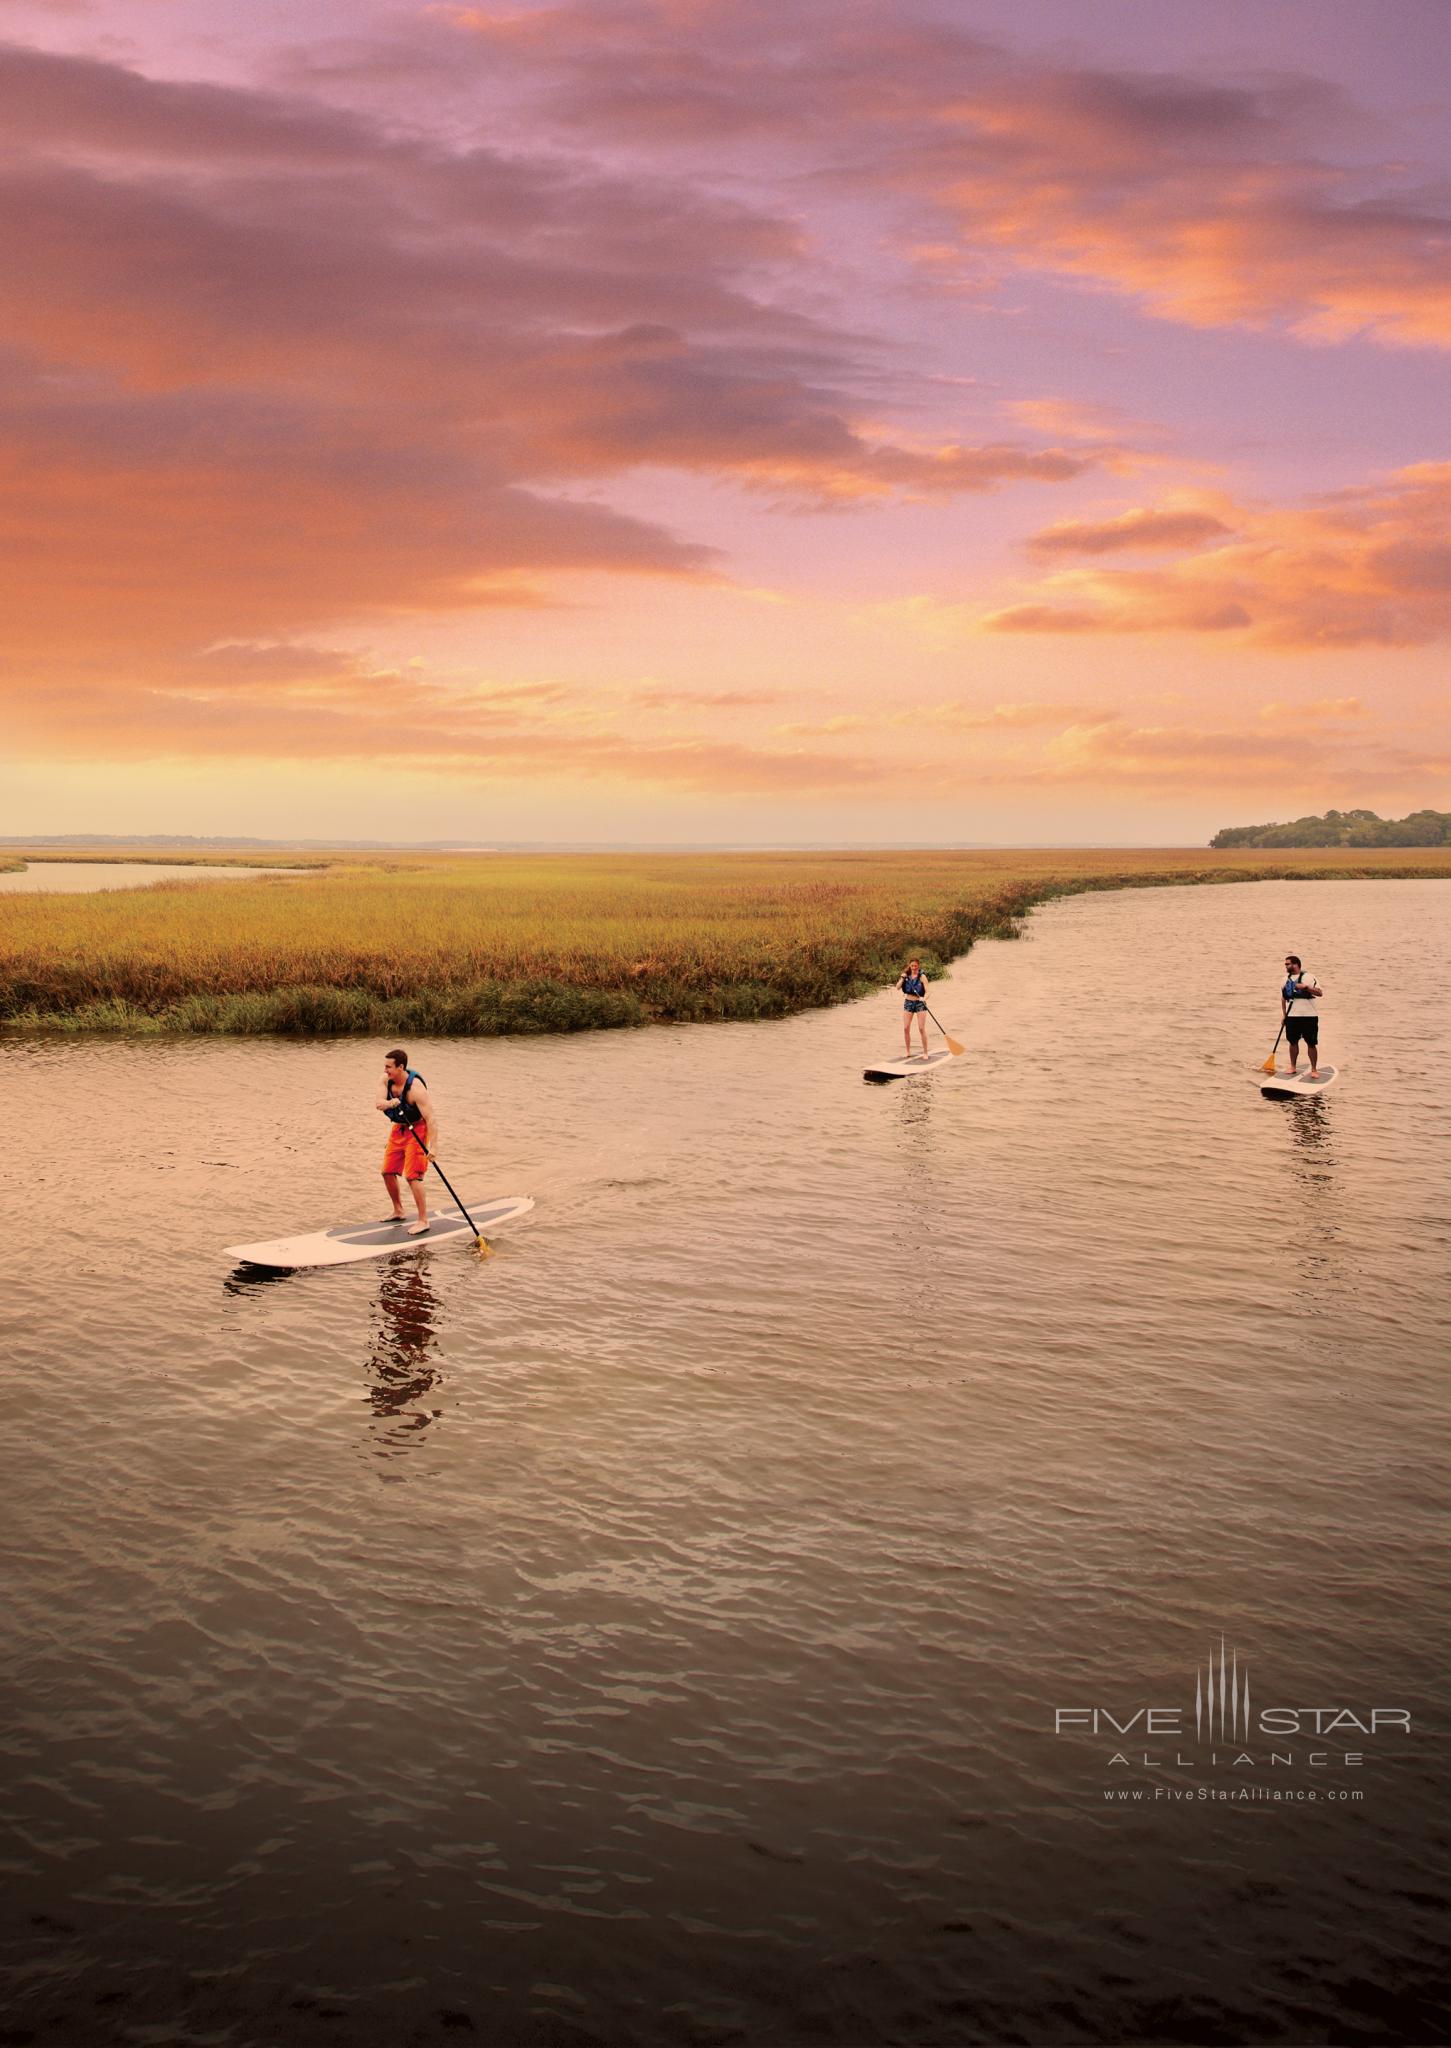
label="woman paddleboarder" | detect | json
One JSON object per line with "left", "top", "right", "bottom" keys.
{"left": 896, "top": 958, "right": 931, "bottom": 1060}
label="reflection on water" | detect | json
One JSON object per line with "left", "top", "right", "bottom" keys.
{"left": 1282, "top": 1094, "right": 1331, "bottom": 1143}
{"left": 364, "top": 1266, "right": 444, "bottom": 1465}
{"left": 1271, "top": 1099, "right": 1342, "bottom": 1290}
{"left": 892, "top": 1071, "right": 940, "bottom": 1139}
{"left": 3, "top": 879, "right": 1450, "bottom": 2047}
{"left": 885, "top": 1076, "right": 951, "bottom": 1336}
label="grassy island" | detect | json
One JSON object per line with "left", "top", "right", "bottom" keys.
{"left": 3, "top": 845, "right": 1449, "bottom": 1036}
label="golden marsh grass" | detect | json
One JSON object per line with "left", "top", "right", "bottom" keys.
{"left": 3, "top": 846, "right": 1449, "bottom": 1035}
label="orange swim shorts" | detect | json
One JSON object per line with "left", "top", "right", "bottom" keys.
{"left": 382, "top": 1120, "right": 430, "bottom": 1181}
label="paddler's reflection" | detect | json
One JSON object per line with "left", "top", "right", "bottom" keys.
{"left": 1276, "top": 1096, "right": 1340, "bottom": 1291}
{"left": 886, "top": 1067, "right": 943, "bottom": 1292}
{"left": 1284, "top": 1095, "right": 1332, "bottom": 1153}
{"left": 365, "top": 1265, "right": 444, "bottom": 1447}
{"left": 894, "top": 1077, "right": 937, "bottom": 1142}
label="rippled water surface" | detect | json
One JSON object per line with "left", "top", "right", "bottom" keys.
{"left": 4, "top": 880, "right": 1449, "bottom": 2046}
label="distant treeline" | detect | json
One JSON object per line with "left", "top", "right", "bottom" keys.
{"left": 1211, "top": 808, "right": 1451, "bottom": 849}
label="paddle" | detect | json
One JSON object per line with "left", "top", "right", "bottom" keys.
{"left": 1263, "top": 969, "right": 1309, "bottom": 1072}
{"left": 924, "top": 1004, "right": 965, "bottom": 1057}
{"left": 1260, "top": 1016, "right": 1289, "bottom": 1075}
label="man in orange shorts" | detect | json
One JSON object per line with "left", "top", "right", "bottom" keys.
{"left": 376, "top": 1049, "right": 440, "bottom": 1235}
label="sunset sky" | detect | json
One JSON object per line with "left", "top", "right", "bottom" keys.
{"left": 3, "top": 0, "right": 1449, "bottom": 844}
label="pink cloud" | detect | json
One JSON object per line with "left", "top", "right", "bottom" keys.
{"left": 444, "top": 2, "right": 1451, "bottom": 348}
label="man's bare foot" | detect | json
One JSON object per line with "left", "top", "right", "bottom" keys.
{"left": 407, "top": 1219, "right": 429, "bottom": 1236}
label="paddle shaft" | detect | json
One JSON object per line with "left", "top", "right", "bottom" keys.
{"left": 392, "top": 1111, "right": 484, "bottom": 1240}
{"left": 422, "top": 1151, "right": 484, "bottom": 1242}
{"left": 923, "top": 1003, "right": 965, "bottom": 1057}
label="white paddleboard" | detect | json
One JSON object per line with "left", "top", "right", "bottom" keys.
{"left": 1257, "top": 1064, "right": 1338, "bottom": 1100}
{"left": 864, "top": 1048, "right": 958, "bottom": 1081}
{"left": 226, "top": 1194, "right": 534, "bottom": 1269}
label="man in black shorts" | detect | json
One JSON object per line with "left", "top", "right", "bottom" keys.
{"left": 1281, "top": 954, "right": 1325, "bottom": 1079}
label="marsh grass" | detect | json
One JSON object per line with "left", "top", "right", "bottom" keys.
{"left": 3, "top": 846, "right": 1449, "bottom": 1036}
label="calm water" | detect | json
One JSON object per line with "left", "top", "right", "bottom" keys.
{"left": 0, "top": 861, "right": 303, "bottom": 892}
{"left": 3, "top": 880, "right": 1448, "bottom": 2047}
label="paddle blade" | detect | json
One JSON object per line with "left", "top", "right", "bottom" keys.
{"left": 1261, "top": 1053, "right": 1278, "bottom": 1073}
{"left": 944, "top": 1032, "right": 966, "bottom": 1056}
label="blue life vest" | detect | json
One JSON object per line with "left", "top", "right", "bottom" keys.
{"left": 901, "top": 973, "right": 926, "bottom": 998}
{"left": 385, "top": 1069, "right": 426, "bottom": 1127}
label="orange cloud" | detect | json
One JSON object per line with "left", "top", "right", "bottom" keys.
{"left": 725, "top": 438, "right": 1111, "bottom": 504}
{"left": 750, "top": 690, "right": 1445, "bottom": 798}
{"left": 1027, "top": 506, "right": 1234, "bottom": 556}
{"left": 775, "top": 700, "right": 1117, "bottom": 738}
{"left": 1006, "top": 397, "right": 1159, "bottom": 443}
{"left": 1257, "top": 697, "right": 1365, "bottom": 725}
{"left": 1016, "top": 718, "right": 1451, "bottom": 795}
{"left": 982, "top": 463, "right": 1451, "bottom": 649}
{"left": 628, "top": 686, "right": 784, "bottom": 709}
{"left": 8, "top": 632, "right": 1443, "bottom": 807}
{"left": 908, "top": 75, "right": 1451, "bottom": 348}
{"left": 0, "top": 369, "right": 708, "bottom": 665}
{"left": 3, "top": 645, "right": 920, "bottom": 796}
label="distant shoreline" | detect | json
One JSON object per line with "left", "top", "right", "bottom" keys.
{"left": 4, "top": 846, "right": 1449, "bottom": 1038}
{"left": 0, "top": 836, "right": 1279, "bottom": 854}
{"left": 0, "top": 853, "right": 323, "bottom": 875}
